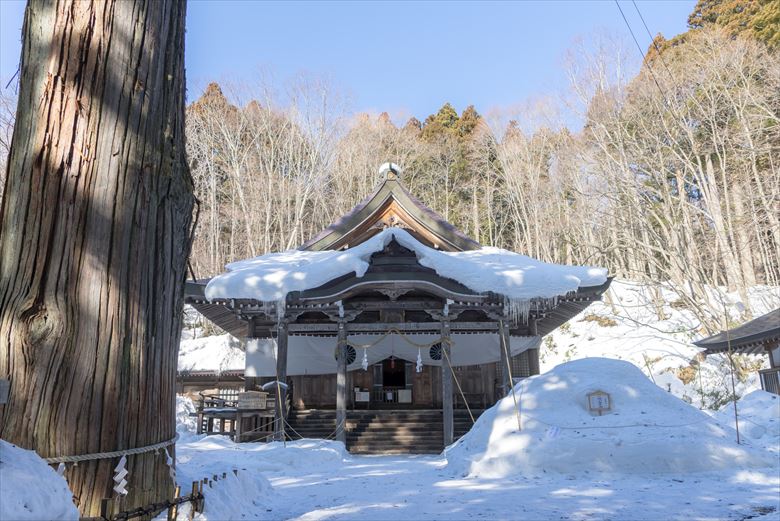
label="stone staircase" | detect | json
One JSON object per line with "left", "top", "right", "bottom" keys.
{"left": 286, "top": 409, "right": 481, "bottom": 454}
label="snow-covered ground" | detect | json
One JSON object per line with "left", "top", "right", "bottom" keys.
{"left": 173, "top": 279, "right": 780, "bottom": 519}
{"left": 0, "top": 440, "right": 79, "bottom": 521}
{"left": 173, "top": 358, "right": 780, "bottom": 521}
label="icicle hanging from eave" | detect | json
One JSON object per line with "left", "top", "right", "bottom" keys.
{"left": 504, "top": 298, "right": 532, "bottom": 324}
{"left": 503, "top": 294, "right": 565, "bottom": 325}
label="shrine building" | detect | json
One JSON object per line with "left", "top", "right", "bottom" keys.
{"left": 184, "top": 163, "right": 611, "bottom": 453}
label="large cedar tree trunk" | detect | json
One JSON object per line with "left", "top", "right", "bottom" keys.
{"left": 0, "top": 0, "right": 193, "bottom": 515}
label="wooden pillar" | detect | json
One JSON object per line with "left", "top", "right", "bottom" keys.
{"left": 273, "top": 321, "right": 288, "bottom": 442}
{"left": 336, "top": 321, "right": 348, "bottom": 444}
{"left": 244, "top": 319, "right": 258, "bottom": 391}
{"left": 441, "top": 320, "right": 454, "bottom": 446}
{"left": 498, "top": 320, "right": 512, "bottom": 396}
{"left": 528, "top": 317, "right": 540, "bottom": 375}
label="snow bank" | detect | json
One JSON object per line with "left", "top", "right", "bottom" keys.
{"left": 446, "top": 358, "right": 776, "bottom": 478}
{"left": 714, "top": 391, "right": 780, "bottom": 453}
{"left": 177, "top": 395, "right": 198, "bottom": 436}
{"left": 178, "top": 334, "right": 245, "bottom": 372}
{"left": 0, "top": 440, "right": 79, "bottom": 520}
{"left": 204, "top": 228, "right": 607, "bottom": 302}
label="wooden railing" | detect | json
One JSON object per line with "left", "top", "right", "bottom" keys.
{"left": 759, "top": 367, "right": 780, "bottom": 395}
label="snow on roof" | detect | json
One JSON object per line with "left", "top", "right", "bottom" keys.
{"left": 204, "top": 228, "right": 608, "bottom": 303}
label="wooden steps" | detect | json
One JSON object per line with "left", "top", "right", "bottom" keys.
{"left": 285, "top": 409, "right": 481, "bottom": 454}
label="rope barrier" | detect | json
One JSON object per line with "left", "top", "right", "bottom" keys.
{"left": 442, "top": 347, "right": 475, "bottom": 424}
{"left": 44, "top": 434, "right": 179, "bottom": 464}
{"left": 499, "top": 321, "right": 522, "bottom": 431}
{"left": 345, "top": 328, "right": 453, "bottom": 350}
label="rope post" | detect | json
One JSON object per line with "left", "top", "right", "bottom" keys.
{"left": 273, "top": 320, "right": 288, "bottom": 442}
{"left": 167, "top": 485, "right": 180, "bottom": 521}
{"left": 100, "top": 498, "right": 111, "bottom": 521}
{"left": 499, "top": 320, "right": 522, "bottom": 432}
{"left": 441, "top": 318, "right": 454, "bottom": 446}
{"left": 721, "top": 295, "right": 740, "bottom": 445}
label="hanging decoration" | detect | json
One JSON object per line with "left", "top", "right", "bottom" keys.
{"left": 361, "top": 347, "right": 368, "bottom": 371}
{"left": 56, "top": 463, "right": 66, "bottom": 476}
{"left": 113, "top": 455, "right": 129, "bottom": 496}
{"left": 164, "top": 447, "right": 176, "bottom": 481}
{"left": 416, "top": 348, "right": 423, "bottom": 373}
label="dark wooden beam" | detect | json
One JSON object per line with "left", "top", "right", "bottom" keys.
{"left": 336, "top": 322, "right": 348, "bottom": 444}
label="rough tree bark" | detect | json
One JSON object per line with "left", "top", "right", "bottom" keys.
{"left": 0, "top": 0, "right": 193, "bottom": 516}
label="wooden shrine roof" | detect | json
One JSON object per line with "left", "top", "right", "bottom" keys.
{"left": 694, "top": 308, "right": 780, "bottom": 355}
{"left": 299, "top": 164, "right": 480, "bottom": 252}
{"left": 185, "top": 164, "right": 611, "bottom": 344}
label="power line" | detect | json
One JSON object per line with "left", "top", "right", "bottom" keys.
{"left": 631, "top": 0, "right": 676, "bottom": 80}
{"left": 613, "top": 0, "right": 671, "bottom": 108}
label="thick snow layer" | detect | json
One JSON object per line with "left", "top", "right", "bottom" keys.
{"left": 172, "top": 416, "right": 780, "bottom": 520}
{"left": 714, "top": 391, "right": 780, "bottom": 454}
{"left": 178, "top": 334, "right": 244, "bottom": 372}
{"left": 204, "top": 228, "right": 607, "bottom": 302}
{"left": 0, "top": 440, "right": 79, "bottom": 521}
{"left": 446, "top": 358, "right": 775, "bottom": 479}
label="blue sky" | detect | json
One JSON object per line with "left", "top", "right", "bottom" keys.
{"left": 0, "top": 1, "right": 694, "bottom": 121}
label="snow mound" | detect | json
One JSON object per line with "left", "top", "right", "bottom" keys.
{"left": 0, "top": 440, "right": 79, "bottom": 520}
{"left": 177, "top": 395, "right": 198, "bottom": 436}
{"left": 714, "top": 391, "right": 780, "bottom": 453}
{"left": 205, "top": 228, "right": 607, "bottom": 302}
{"left": 446, "top": 358, "right": 776, "bottom": 478}
{"left": 178, "top": 334, "right": 245, "bottom": 372}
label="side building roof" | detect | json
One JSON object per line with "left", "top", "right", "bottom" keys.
{"left": 694, "top": 308, "right": 780, "bottom": 355}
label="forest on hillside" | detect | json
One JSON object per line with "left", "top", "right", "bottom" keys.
{"left": 1, "top": 0, "right": 778, "bottom": 332}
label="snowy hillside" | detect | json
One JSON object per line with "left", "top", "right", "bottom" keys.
{"left": 543, "top": 280, "right": 780, "bottom": 410}
{"left": 178, "top": 332, "right": 245, "bottom": 372}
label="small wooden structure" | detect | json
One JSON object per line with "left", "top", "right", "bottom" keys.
{"left": 695, "top": 308, "right": 780, "bottom": 395}
{"left": 185, "top": 164, "right": 610, "bottom": 450}
{"left": 195, "top": 390, "right": 277, "bottom": 441}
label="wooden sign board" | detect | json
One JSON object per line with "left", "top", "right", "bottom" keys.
{"left": 0, "top": 379, "right": 9, "bottom": 405}
{"left": 587, "top": 390, "right": 612, "bottom": 416}
{"left": 237, "top": 391, "right": 268, "bottom": 410}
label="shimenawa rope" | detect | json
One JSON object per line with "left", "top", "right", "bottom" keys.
{"left": 44, "top": 434, "right": 179, "bottom": 464}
